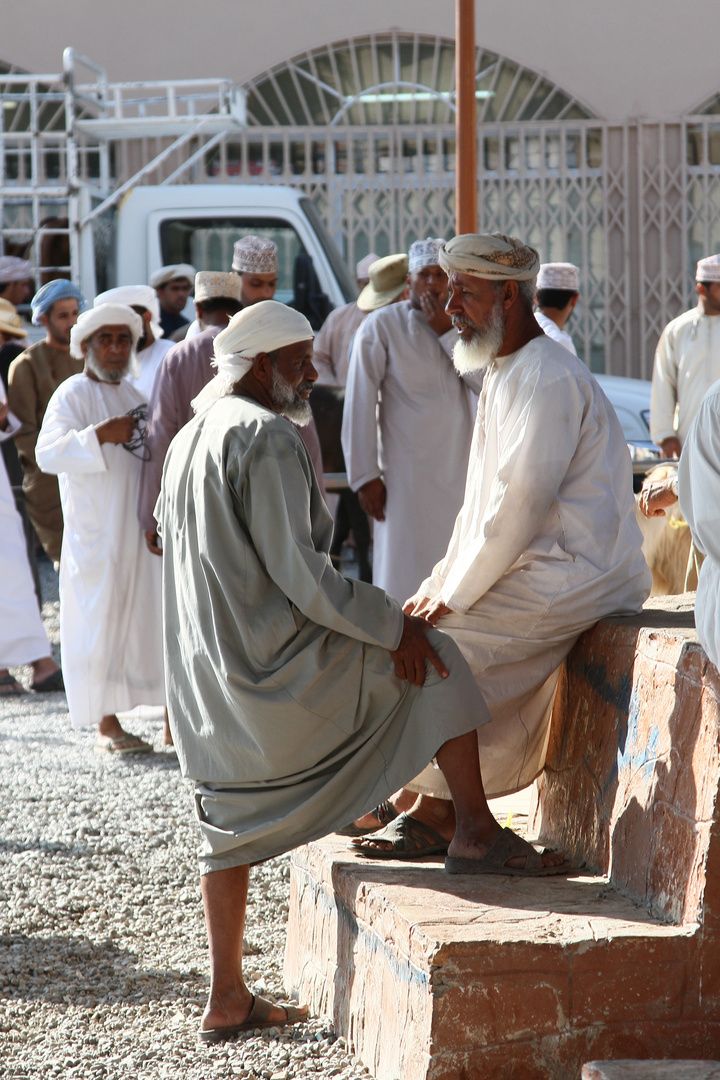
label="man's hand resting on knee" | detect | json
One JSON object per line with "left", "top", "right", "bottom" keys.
{"left": 403, "top": 593, "right": 452, "bottom": 626}
{"left": 389, "top": 614, "right": 449, "bottom": 686}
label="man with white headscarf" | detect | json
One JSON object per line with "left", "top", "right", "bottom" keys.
{"left": 157, "top": 298, "right": 564, "bottom": 1043}
{"left": 137, "top": 268, "right": 326, "bottom": 553}
{"left": 149, "top": 264, "right": 196, "bottom": 339}
{"left": 8, "top": 279, "right": 86, "bottom": 562}
{"left": 534, "top": 262, "right": 580, "bottom": 355}
{"left": 353, "top": 232, "right": 651, "bottom": 857}
{"left": 94, "top": 286, "right": 173, "bottom": 400}
{"left": 36, "top": 305, "right": 166, "bottom": 752}
{"left": 342, "top": 238, "right": 479, "bottom": 602}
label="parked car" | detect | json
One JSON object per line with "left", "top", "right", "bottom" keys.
{"left": 595, "top": 374, "right": 666, "bottom": 490}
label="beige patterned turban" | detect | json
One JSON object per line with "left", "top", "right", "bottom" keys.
{"left": 439, "top": 233, "right": 540, "bottom": 282}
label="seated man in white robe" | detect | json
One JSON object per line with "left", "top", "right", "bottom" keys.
{"left": 678, "top": 378, "right": 720, "bottom": 669}
{"left": 353, "top": 233, "right": 651, "bottom": 856}
{"left": 36, "top": 305, "right": 167, "bottom": 752}
{"left": 156, "top": 300, "right": 566, "bottom": 1044}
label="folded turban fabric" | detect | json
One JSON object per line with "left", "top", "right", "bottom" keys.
{"left": 232, "top": 236, "right": 279, "bottom": 275}
{"left": 192, "top": 300, "right": 314, "bottom": 413}
{"left": 696, "top": 254, "right": 720, "bottom": 283}
{"left": 536, "top": 262, "right": 580, "bottom": 292}
{"left": 439, "top": 233, "right": 540, "bottom": 282}
{"left": 0, "top": 256, "right": 32, "bottom": 283}
{"left": 149, "top": 264, "right": 196, "bottom": 290}
{"left": 31, "top": 279, "right": 86, "bottom": 325}
{"left": 95, "top": 285, "right": 164, "bottom": 342}
{"left": 408, "top": 237, "right": 446, "bottom": 272}
{"left": 355, "top": 252, "right": 379, "bottom": 281}
{"left": 70, "top": 304, "right": 144, "bottom": 382}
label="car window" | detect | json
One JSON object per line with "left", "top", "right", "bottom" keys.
{"left": 159, "top": 217, "right": 306, "bottom": 303}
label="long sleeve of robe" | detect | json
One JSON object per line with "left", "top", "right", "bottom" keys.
{"left": 311, "top": 301, "right": 366, "bottom": 386}
{"left": 157, "top": 395, "right": 489, "bottom": 869}
{"left": 678, "top": 378, "right": 720, "bottom": 669}
{"left": 411, "top": 335, "right": 651, "bottom": 799}
{"left": 36, "top": 375, "right": 165, "bottom": 728}
{"left": 341, "top": 300, "right": 477, "bottom": 601}
{"left": 650, "top": 308, "right": 720, "bottom": 446}
{"left": 0, "top": 377, "right": 49, "bottom": 667}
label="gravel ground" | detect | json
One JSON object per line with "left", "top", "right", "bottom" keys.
{"left": 0, "top": 558, "right": 371, "bottom": 1080}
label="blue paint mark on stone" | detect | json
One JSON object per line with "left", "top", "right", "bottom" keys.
{"left": 616, "top": 684, "right": 659, "bottom": 786}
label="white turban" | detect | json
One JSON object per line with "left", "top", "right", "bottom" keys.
{"left": 94, "top": 285, "right": 164, "bottom": 342}
{"left": 70, "top": 304, "right": 144, "bottom": 379}
{"left": 439, "top": 233, "right": 540, "bottom": 282}
{"left": 192, "top": 300, "right": 314, "bottom": 413}
{"left": 149, "top": 264, "right": 196, "bottom": 289}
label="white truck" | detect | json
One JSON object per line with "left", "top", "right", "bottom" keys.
{"left": 83, "top": 184, "right": 355, "bottom": 320}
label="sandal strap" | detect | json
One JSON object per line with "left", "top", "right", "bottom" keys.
{"left": 486, "top": 828, "right": 543, "bottom": 871}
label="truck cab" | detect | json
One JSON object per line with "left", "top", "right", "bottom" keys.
{"left": 84, "top": 184, "right": 355, "bottom": 319}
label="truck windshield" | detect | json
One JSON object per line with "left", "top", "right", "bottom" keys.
{"left": 160, "top": 217, "right": 305, "bottom": 303}
{"left": 300, "top": 198, "right": 355, "bottom": 304}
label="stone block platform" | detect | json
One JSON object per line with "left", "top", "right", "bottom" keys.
{"left": 284, "top": 598, "right": 720, "bottom": 1079}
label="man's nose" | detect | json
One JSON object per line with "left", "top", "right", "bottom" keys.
{"left": 305, "top": 359, "right": 319, "bottom": 383}
{"left": 445, "top": 286, "right": 462, "bottom": 314}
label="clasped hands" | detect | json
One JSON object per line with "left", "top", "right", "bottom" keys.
{"left": 388, "top": 593, "right": 453, "bottom": 688}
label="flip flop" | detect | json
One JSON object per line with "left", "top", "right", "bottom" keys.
{"left": 338, "top": 799, "right": 400, "bottom": 837}
{"left": 352, "top": 812, "right": 449, "bottom": 859}
{"left": 0, "top": 674, "right": 25, "bottom": 696}
{"left": 445, "top": 827, "right": 572, "bottom": 877}
{"left": 31, "top": 670, "right": 64, "bottom": 693}
{"left": 94, "top": 733, "right": 153, "bottom": 754}
{"left": 199, "top": 994, "right": 308, "bottom": 1044}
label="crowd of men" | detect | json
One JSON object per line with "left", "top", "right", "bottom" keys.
{"left": 2, "top": 225, "right": 720, "bottom": 1041}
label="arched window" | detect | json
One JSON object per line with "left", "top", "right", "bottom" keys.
{"left": 244, "top": 32, "right": 595, "bottom": 127}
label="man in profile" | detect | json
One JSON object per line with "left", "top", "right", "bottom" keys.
{"left": 157, "top": 299, "right": 564, "bottom": 1043}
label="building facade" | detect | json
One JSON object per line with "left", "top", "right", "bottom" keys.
{"left": 2, "top": 2, "right": 720, "bottom": 375}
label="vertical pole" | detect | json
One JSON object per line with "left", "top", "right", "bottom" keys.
{"left": 455, "top": 0, "right": 478, "bottom": 235}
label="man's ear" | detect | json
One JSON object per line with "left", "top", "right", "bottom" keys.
{"left": 503, "top": 280, "right": 519, "bottom": 309}
{"left": 80, "top": 338, "right": 89, "bottom": 357}
{"left": 252, "top": 351, "right": 274, "bottom": 385}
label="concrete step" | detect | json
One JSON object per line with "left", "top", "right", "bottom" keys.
{"left": 284, "top": 835, "right": 712, "bottom": 1080}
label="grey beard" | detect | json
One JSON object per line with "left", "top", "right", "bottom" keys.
{"left": 270, "top": 366, "right": 312, "bottom": 426}
{"left": 85, "top": 345, "right": 133, "bottom": 384}
{"left": 452, "top": 299, "right": 506, "bottom": 374}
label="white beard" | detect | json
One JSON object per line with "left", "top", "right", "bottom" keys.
{"left": 85, "top": 345, "right": 134, "bottom": 384}
{"left": 451, "top": 299, "right": 506, "bottom": 374}
{"left": 271, "top": 366, "right": 312, "bottom": 426}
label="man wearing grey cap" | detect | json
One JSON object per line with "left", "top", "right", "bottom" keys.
{"left": 534, "top": 261, "right": 580, "bottom": 355}
{"left": 353, "top": 233, "right": 650, "bottom": 857}
{"left": 342, "top": 239, "right": 478, "bottom": 604}
{"left": 650, "top": 253, "right": 720, "bottom": 459}
{"left": 150, "top": 264, "right": 196, "bottom": 339}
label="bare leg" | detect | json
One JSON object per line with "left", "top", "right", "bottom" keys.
{"left": 355, "top": 730, "right": 564, "bottom": 868}
{"left": 201, "top": 864, "right": 308, "bottom": 1032}
{"left": 162, "top": 708, "right": 173, "bottom": 746}
{"left": 352, "top": 787, "right": 416, "bottom": 831}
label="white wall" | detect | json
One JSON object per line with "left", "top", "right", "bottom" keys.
{"left": 3, "top": 0, "right": 717, "bottom": 122}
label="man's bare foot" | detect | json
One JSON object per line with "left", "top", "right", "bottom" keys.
{"left": 162, "top": 711, "right": 174, "bottom": 746}
{"left": 202, "top": 987, "right": 309, "bottom": 1032}
{"left": 447, "top": 829, "right": 566, "bottom": 869}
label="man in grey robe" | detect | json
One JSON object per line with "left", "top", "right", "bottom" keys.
{"left": 157, "top": 300, "right": 565, "bottom": 1043}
